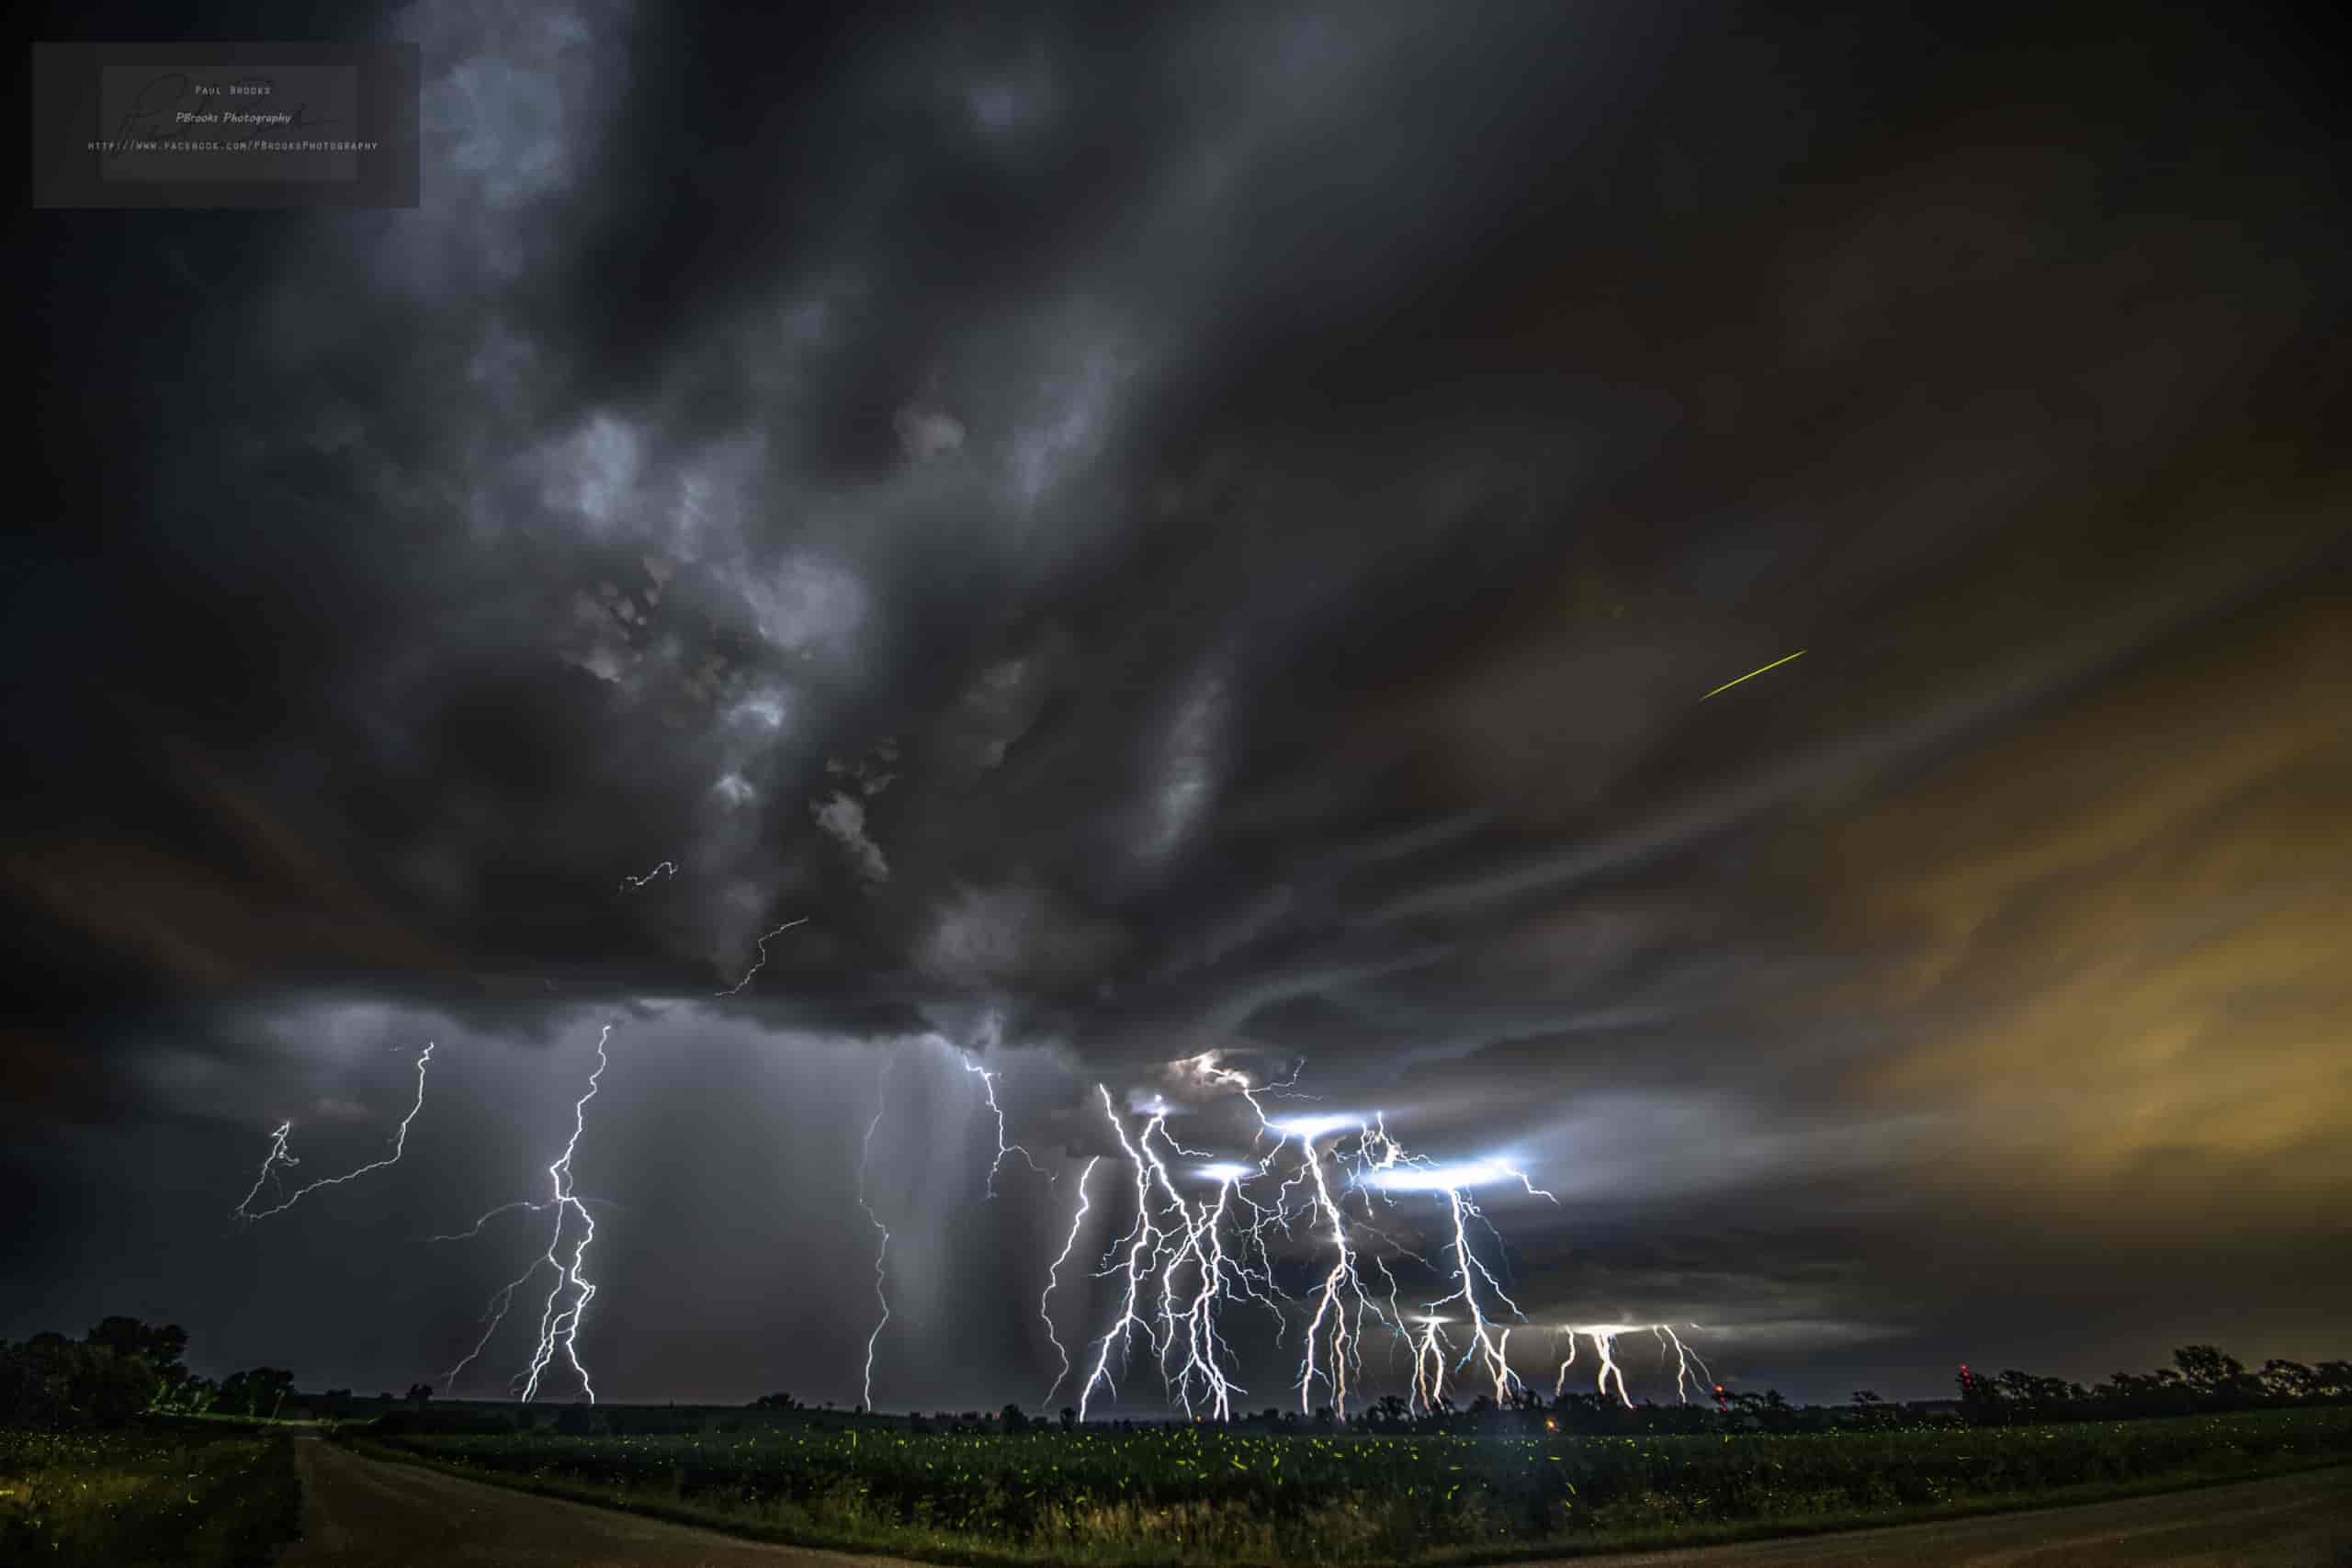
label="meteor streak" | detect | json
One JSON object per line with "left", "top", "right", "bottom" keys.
{"left": 234, "top": 1043, "right": 437, "bottom": 1221}
{"left": 716, "top": 917, "right": 808, "bottom": 997}
{"left": 1701, "top": 648, "right": 1805, "bottom": 700}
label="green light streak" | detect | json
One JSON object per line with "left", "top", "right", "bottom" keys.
{"left": 1701, "top": 649, "right": 1805, "bottom": 701}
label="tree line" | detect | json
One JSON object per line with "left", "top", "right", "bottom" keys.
{"left": 0, "top": 1317, "right": 433, "bottom": 1429}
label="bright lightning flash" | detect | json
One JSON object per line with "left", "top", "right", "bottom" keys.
{"left": 442, "top": 1025, "right": 614, "bottom": 1402}
{"left": 1038, "top": 1155, "right": 1101, "bottom": 1407}
{"left": 235, "top": 1043, "right": 437, "bottom": 1222}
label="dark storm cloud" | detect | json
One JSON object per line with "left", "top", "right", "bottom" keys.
{"left": 7, "top": 0, "right": 2348, "bottom": 1404}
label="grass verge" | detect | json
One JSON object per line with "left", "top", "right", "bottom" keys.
{"left": 0, "top": 1421, "right": 301, "bottom": 1567}
{"left": 346, "top": 1405, "right": 2352, "bottom": 1566}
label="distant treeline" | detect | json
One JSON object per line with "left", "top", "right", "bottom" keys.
{"left": 0, "top": 1318, "right": 431, "bottom": 1430}
{"left": 6, "top": 1320, "right": 2345, "bottom": 1436}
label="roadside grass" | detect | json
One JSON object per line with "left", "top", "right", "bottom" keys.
{"left": 354, "top": 1404, "right": 2352, "bottom": 1566}
{"left": 0, "top": 1421, "right": 300, "bottom": 1567}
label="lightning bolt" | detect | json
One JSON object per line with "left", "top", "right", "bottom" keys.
{"left": 1701, "top": 648, "right": 1805, "bottom": 700}
{"left": 618, "top": 859, "right": 677, "bottom": 891}
{"left": 1551, "top": 1323, "right": 1713, "bottom": 1406}
{"left": 1413, "top": 1315, "right": 1453, "bottom": 1413}
{"left": 716, "top": 917, "right": 808, "bottom": 997}
{"left": 235, "top": 1122, "right": 297, "bottom": 1217}
{"left": 959, "top": 1057, "right": 1047, "bottom": 1199}
{"left": 441, "top": 1026, "right": 612, "bottom": 1402}
{"left": 1038, "top": 1155, "right": 1100, "bottom": 1408}
{"left": 856, "top": 1049, "right": 900, "bottom": 1415}
{"left": 1077, "top": 1087, "right": 1174, "bottom": 1422}
{"left": 1049, "top": 1054, "right": 1576, "bottom": 1425}
{"left": 234, "top": 1043, "right": 437, "bottom": 1221}
{"left": 1290, "top": 1122, "right": 1373, "bottom": 1417}
{"left": 1657, "top": 1324, "right": 1714, "bottom": 1403}
{"left": 517, "top": 1023, "right": 611, "bottom": 1403}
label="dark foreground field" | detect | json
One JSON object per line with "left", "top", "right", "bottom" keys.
{"left": 0, "top": 1419, "right": 300, "bottom": 1566}
{"left": 284, "top": 1438, "right": 2352, "bottom": 1566}
{"left": 357, "top": 1404, "right": 2352, "bottom": 1565}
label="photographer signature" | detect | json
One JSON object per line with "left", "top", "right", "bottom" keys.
{"left": 107, "top": 73, "right": 345, "bottom": 163}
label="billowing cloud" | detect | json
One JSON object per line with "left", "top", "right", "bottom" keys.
{"left": 6, "top": 0, "right": 2346, "bottom": 1405}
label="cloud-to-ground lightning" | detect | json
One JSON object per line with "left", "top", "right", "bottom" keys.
{"left": 234, "top": 1043, "right": 437, "bottom": 1221}
{"left": 856, "top": 1049, "right": 901, "bottom": 1415}
{"left": 1554, "top": 1324, "right": 1713, "bottom": 1407}
{"left": 1700, "top": 648, "right": 1806, "bottom": 701}
{"left": 618, "top": 859, "right": 677, "bottom": 891}
{"left": 1077, "top": 1086, "right": 1177, "bottom": 1422}
{"left": 960, "top": 1056, "right": 1048, "bottom": 1199}
{"left": 1038, "top": 1154, "right": 1101, "bottom": 1407}
{"left": 716, "top": 917, "right": 808, "bottom": 997}
{"left": 1046, "top": 1053, "right": 1564, "bottom": 1422}
{"left": 517, "top": 1023, "right": 611, "bottom": 1402}
{"left": 440, "top": 1025, "right": 614, "bottom": 1402}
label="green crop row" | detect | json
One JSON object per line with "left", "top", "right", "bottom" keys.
{"left": 373, "top": 1404, "right": 2352, "bottom": 1564}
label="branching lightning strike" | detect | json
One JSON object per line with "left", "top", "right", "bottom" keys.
{"left": 960, "top": 1057, "right": 1048, "bottom": 1199}
{"left": 234, "top": 1043, "right": 438, "bottom": 1222}
{"left": 441, "top": 1025, "right": 614, "bottom": 1403}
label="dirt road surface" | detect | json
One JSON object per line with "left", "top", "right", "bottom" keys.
{"left": 282, "top": 1438, "right": 2348, "bottom": 1567}
{"left": 1561, "top": 1464, "right": 2352, "bottom": 1567}
{"left": 279, "top": 1435, "right": 926, "bottom": 1566}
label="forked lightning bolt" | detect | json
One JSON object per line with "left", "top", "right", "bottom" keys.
{"left": 441, "top": 1025, "right": 614, "bottom": 1402}
{"left": 1554, "top": 1323, "right": 1713, "bottom": 1407}
{"left": 235, "top": 1043, "right": 437, "bottom": 1221}
{"left": 960, "top": 1057, "right": 1047, "bottom": 1199}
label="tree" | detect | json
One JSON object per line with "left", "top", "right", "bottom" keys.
{"left": 406, "top": 1382, "right": 434, "bottom": 1406}
{"left": 1000, "top": 1403, "right": 1029, "bottom": 1433}
{"left": 2173, "top": 1346, "right": 2250, "bottom": 1395}
{"left": 85, "top": 1318, "right": 187, "bottom": 1394}
{"left": 752, "top": 1392, "right": 802, "bottom": 1410}
{"left": 2259, "top": 1360, "right": 2319, "bottom": 1400}
{"left": 1059, "top": 1406, "right": 1077, "bottom": 1431}
{"left": 217, "top": 1367, "right": 296, "bottom": 1418}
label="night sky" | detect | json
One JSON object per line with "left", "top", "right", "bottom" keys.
{"left": 8, "top": 0, "right": 2348, "bottom": 1413}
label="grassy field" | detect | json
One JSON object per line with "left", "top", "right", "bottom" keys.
{"left": 361, "top": 1404, "right": 2352, "bottom": 1565}
{"left": 0, "top": 1421, "right": 301, "bottom": 1567}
